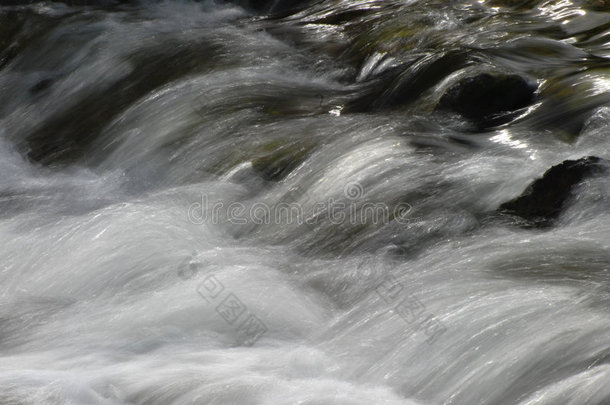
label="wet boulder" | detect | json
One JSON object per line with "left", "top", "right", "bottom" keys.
{"left": 499, "top": 156, "right": 607, "bottom": 227}
{"left": 437, "top": 73, "right": 537, "bottom": 128}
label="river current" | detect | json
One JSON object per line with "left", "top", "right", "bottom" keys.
{"left": 0, "top": 1, "right": 609, "bottom": 404}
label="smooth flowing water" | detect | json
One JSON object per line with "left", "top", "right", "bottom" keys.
{"left": 1, "top": 1, "right": 609, "bottom": 404}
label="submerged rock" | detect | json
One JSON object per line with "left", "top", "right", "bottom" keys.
{"left": 527, "top": 70, "right": 610, "bottom": 141}
{"left": 25, "top": 39, "right": 223, "bottom": 165}
{"left": 0, "top": 9, "right": 65, "bottom": 70}
{"left": 251, "top": 140, "right": 314, "bottom": 181}
{"left": 485, "top": 0, "right": 539, "bottom": 8}
{"left": 347, "top": 51, "right": 471, "bottom": 113}
{"left": 1, "top": 0, "right": 137, "bottom": 6}
{"left": 499, "top": 156, "right": 607, "bottom": 227}
{"left": 437, "top": 73, "right": 537, "bottom": 128}
{"left": 583, "top": 0, "right": 610, "bottom": 11}
{"left": 229, "top": 0, "right": 305, "bottom": 14}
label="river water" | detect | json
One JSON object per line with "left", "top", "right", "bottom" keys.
{"left": 1, "top": 1, "right": 609, "bottom": 404}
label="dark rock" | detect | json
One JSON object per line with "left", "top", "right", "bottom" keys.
{"left": 437, "top": 73, "right": 537, "bottom": 128}
{"left": 499, "top": 156, "right": 607, "bottom": 227}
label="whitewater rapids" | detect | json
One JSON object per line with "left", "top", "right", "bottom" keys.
{"left": 0, "top": 1, "right": 609, "bottom": 404}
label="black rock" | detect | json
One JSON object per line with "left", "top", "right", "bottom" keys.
{"left": 437, "top": 73, "right": 537, "bottom": 128}
{"left": 499, "top": 156, "right": 607, "bottom": 227}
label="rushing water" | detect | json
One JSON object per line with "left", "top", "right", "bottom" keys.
{"left": 1, "top": 1, "right": 610, "bottom": 404}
